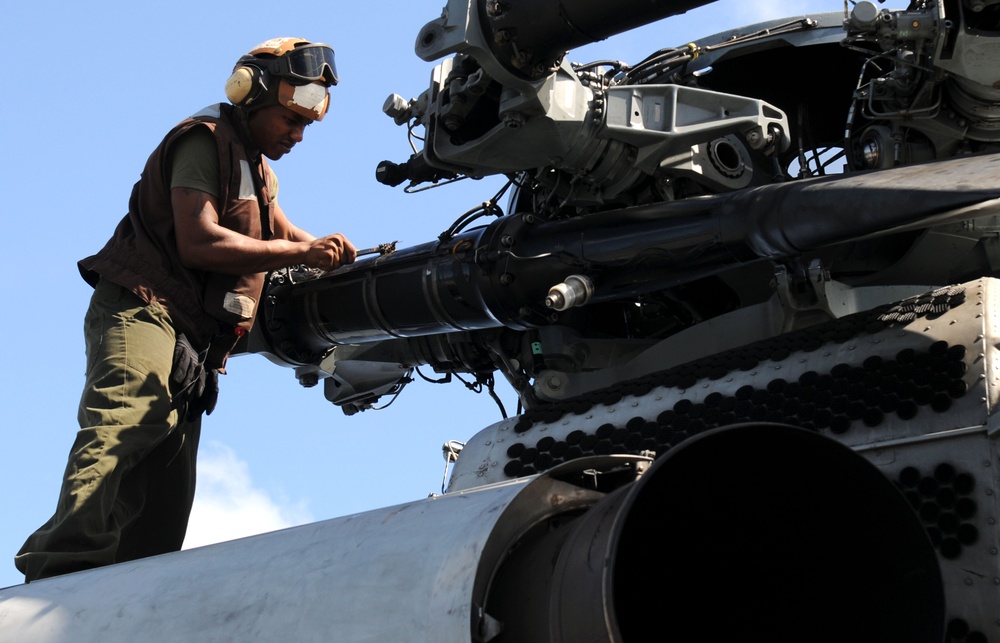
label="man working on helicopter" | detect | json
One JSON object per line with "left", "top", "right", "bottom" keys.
{"left": 15, "top": 37, "right": 356, "bottom": 582}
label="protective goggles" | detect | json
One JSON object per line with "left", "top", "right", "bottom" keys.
{"left": 269, "top": 43, "right": 338, "bottom": 86}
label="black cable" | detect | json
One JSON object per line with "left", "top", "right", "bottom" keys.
{"left": 415, "top": 366, "right": 451, "bottom": 384}
{"left": 438, "top": 178, "right": 514, "bottom": 240}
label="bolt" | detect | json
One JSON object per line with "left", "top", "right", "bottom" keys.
{"left": 494, "top": 29, "right": 512, "bottom": 45}
{"left": 502, "top": 111, "right": 526, "bottom": 129}
{"left": 499, "top": 273, "right": 514, "bottom": 285}
{"left": 298, "top": 373, "right": 319, "bottom": 388}
{"left": 485, "top": 0, "right": 508, "bottom": 19}
{"left": 510, "top": 50, "right": 531, "bottom": 69}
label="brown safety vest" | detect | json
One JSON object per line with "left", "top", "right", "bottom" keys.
{"left": 79, "top": 103, "right": 275, "bottom": 368}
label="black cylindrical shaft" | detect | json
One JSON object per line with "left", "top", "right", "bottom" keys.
{"left": 481, "top": 0, "right": 718, "bottom": 77}
{"left": 260, "top": 153, "right": 1000, "bottom": 364}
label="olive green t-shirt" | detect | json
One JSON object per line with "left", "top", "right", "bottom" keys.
{"left": 169, "top": 128, "right": 278, "bottom": 199}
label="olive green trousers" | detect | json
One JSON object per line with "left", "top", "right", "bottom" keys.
{"left": 15, "top": 280, "right": 201, "bottom": 582}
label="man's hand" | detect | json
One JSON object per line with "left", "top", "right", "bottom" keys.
{"left": 302, "top": 233, "right": 357, "bottom": 270}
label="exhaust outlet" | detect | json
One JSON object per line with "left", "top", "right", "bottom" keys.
{"left": 483, "top": 423, "right": 943, "bottom": 642}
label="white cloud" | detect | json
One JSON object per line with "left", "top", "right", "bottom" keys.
{"left": 182, "top": 441, "right": 314, "bottom": 550}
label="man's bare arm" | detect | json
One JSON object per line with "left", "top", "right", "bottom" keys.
{"left": 171, "top": 188, "right": 355, "bottom": 274}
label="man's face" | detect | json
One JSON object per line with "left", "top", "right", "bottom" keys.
{"left": 248, "top": 105, "right": 313, "bottom": 160}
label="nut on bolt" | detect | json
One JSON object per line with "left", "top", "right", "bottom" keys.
{"left": 485, "top": 0, "right": 509, "bottom": 18}
{"left": 502, "top": 111, "right": 525, "bottom": 129}
{"left": 532, "top": 62, "right": 551, "bottom": 77}
{"left": 510, "top": 49, "right": 531, "bottom": 69}
{"left": 298, "top": 372, "right": 319, "bottom": 388}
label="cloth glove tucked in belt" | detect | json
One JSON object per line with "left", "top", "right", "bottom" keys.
{"left": 170, "top": 333, "right": 219, "bottom": 420}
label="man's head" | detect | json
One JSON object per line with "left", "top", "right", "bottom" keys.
{"left": 225, "top": 37, "right": 338, "bottom": 122}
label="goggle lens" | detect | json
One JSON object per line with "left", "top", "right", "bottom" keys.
{"left": 275, "top": 44, "right": 338, "bottom": 86}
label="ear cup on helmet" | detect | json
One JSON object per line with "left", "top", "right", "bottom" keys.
{"left": 225, "top": 64, "right": 267, "bottom": 106}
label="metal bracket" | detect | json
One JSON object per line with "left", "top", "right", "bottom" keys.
{"left": 774, "top": 259, "right": 844, "bottom": 332}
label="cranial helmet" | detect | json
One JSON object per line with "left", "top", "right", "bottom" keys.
{"left": 225, "top": 37, "right": 338, "bottom": 121}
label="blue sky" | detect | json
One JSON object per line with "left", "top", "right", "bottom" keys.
{"left": 1, "top": 0, "right": 836, "bottom": 587}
